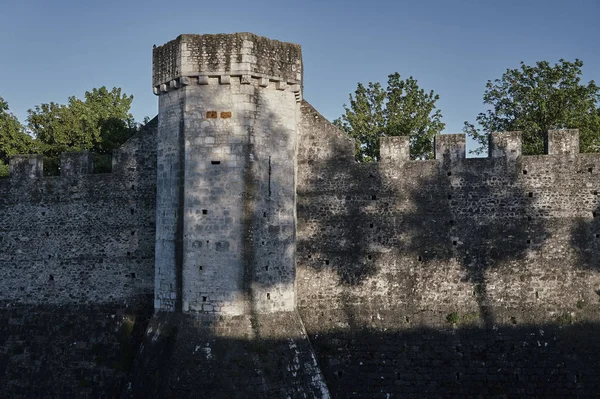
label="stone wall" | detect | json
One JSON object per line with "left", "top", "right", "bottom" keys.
{"left": 296, "top": 100, "right": 600, "bottom": 397}
{"left": 0, "top": 119, "right": 158, "bottom": 398}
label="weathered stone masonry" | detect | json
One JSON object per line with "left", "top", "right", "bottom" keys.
{"left": 2, "top": 32, "right": 600, "bottom": 398}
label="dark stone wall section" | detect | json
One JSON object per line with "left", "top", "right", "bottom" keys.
{"left": 0, "top": 119, "right": 158, "bottom": 398}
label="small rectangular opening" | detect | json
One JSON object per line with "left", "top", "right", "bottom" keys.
{"left": 202, "top": 209, "right": 208, "bottom": 215}
{"left": 369, "top": 223, "right": 374, "bottom": 228}
{"left": 522, "top": 170, "right": 527, "bottom": 175}
{"left": 589, "top": 167, "right": 594, "bottom": 174}
{"left": 324, "top": 260, "right": 330, "bottom": 265}
{"left": 528, "top": 192, "right": 533, "bottom": 198}
{"left": 211, "top": 160, "right": 220, "bottom": 165}
{"left": 447, "top": 194, "right": 452, "bottom": 200}
{"left": 263, "top": 212, "right": 267, "bottom": 217}
{"left": 266, "top": 293, "right": 271, "bottom": 300}
{"left": 447, "top": 171, "right": 452, "bottom": 176}
{"left": 371, "top": 195, "right": 377, "bottom": 200}
{"left": 452, "top": 240, "right": 457, "bottom": 246}
{"left": 202, "top": 296, "right": 207, "bottom": 302}
{"left": 199, "top": 265, "right": 203, "bottom": 271}
{"left": 418, "top": 256, "right": 423, "bottom": 262}
{"left": 265, "top": 265, "right": 269, "bottom": 271}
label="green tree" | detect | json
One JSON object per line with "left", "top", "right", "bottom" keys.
{"left": 334, "top": 73, "right": 445, "bottom": 162}
{"left": 27, "top": 86, "right": 136, "bottom": 156}
{"left": 464, "top": 59, "right": 600, "bottom": 155}
{"left": 0, "top": 96, "right": 35, "bottom": 176}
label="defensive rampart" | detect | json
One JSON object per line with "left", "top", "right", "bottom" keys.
{"left": 1, "top": 32, "right": 600, "bottom": 398}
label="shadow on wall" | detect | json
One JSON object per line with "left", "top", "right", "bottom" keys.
{"left": 296, "top": 107, "right": 600, "bottom": 330}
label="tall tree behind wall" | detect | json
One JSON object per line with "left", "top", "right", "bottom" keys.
{"left": 334, "top": 73, "right": 445, "bottom": 162}
{"left": 0, "top": 96, "right": 35, "bottom": 177}
{"left": 464, "top": 59, "right": 600, "bottom": 155}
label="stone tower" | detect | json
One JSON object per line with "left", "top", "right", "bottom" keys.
{"left": 152, "top": 33, "right": 303, "bottom": 315}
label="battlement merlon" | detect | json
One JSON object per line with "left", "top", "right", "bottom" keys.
{"left": 545, "top": 129, "right": 579, "bottom": 156}
{"left": 9, "top": 155, "right": 43, "bottom": 179}
{"left": 152, "top": 33, "right": 303, "bottom": 93}
{"left": 489, "top": 131, "right": 522, "bottom": 161}
{"left": 435, "top": 134, "right": 466, "bottom": 162}
{"left": 60, "top": 152, "right": 93, "bottom": 177}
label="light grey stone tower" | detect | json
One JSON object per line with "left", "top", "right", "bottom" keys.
{"left": 152, "top": 33, "right": 302, "bottom": 315}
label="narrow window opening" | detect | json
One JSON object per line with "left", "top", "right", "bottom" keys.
{"left": 325, "top": 260, "right": 330, "bottom": 265}
{"left": 262, "top": 241, "right": 265, "bottom": 245}
{"left": 535, "top": 291, "right": 539, "bottom": 299}
{"left": 267, "top": 293, "right": 271, "bottom": 300}
{"left": 526, "top": 239, "right": 531, "bottom": 244}
{"left": 589, "top": 167, "right": 594, "bottom": 174}
{"left": 367, "top": 255, "right": 372, "bottom": 260}
{"left": 265, "top": 265, "right": 269, "bottom": 271}
{"left": 131, "top": 231, "right": 135, "bottom": 236}
{"left": 527, "top": 216, "right": 532, "bottom": 221}
{"left": 448, "top": 194, "right": 452, "bottom": 200}
{"left": 45, "top": 231, "right": 49, "bottom": 237}
{"left": 211, "top": 160, "right": 220, "bottom": 165}
{"left": 202, "top": 296, "right": 207, "bottom": 302}
{"left": 594, "top": 190, "right": 598, "bottom": 195}
{"left": 131, "top": 184, "right": 135, "bottom": 190}
{"left": 268, "top": 156, "right": 272, "bottom": 198}
{"left": 49, "top": 274, "right": 54, "bottom": 281}
{"left": 130, "top": 208, "right": 135, "bottom": 215}
{"left": 596, "top": 234, "right": 600, "bottom": 239}
{"left": 369, "top": 223, "right": 374, "bottom": 228}
{"left": 307, "top": 254, "right": 312, "bottom": 259}
{"left": 522, "top": 170, "right": 528, "bottom": 175}
{"left": 447, "top": 171, "right": 452, "bottom": 176}
{"left": 199, "top": 265, "right": 203, "bottom": 271}
{"left": 41, "top": 212, "right": 46, "bottom": 216}
{"left": 452, "top": 240, "right": 457, "bottom": 246}
{"left": 202, "top": 209, "right": 208, "bottom": 215}
{"left": 417, "top": 256, "right": 423, "bottom": 262}
{"left": 371, "top": 195, "right": 377, "bottom": 200}
{"left": 528, "top": 192, "right": 533, "bottom": 198}
{"left": 263, "top": 212, "right": 267, "bottom": 217}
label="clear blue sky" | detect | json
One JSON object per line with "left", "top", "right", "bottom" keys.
{"left": 1, "top": 0, "right": 598, "bottom": 153}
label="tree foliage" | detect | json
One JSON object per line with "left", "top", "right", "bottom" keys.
{"left": 464, "top": 59, "right": 600, "bottom": 155}
{"left": 0, "top": 96, "right": 35, "bottom": 175}
{"left": 334, "top": 73, "right": 445, "bottom": 162}
{"left": 28, "top": 87, "right": 136, "bottom": 156}
{"left": 0, "top": 87, "right": 137, "bottom": 177}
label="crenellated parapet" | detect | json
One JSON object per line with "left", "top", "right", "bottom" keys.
{"left": 377, "top": 129, "right": 586, "bottom": 166}
{"left": 152, "top": 33, "right": 303, "bottom": 102}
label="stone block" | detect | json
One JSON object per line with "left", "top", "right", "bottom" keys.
{"left": 380, "top": 136, "right": 410, "bottom": 163}
{"left": 60, "top": 152, "right": 94, "bottom": 177}
{"left": 9, "top": 155, "right": 44, "bottom": 179}
{"left": 545, "top": 129, "right": 579, "bottom": 156}
{"left": 434, "top": 134, "right": 466, "bottom": 161}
